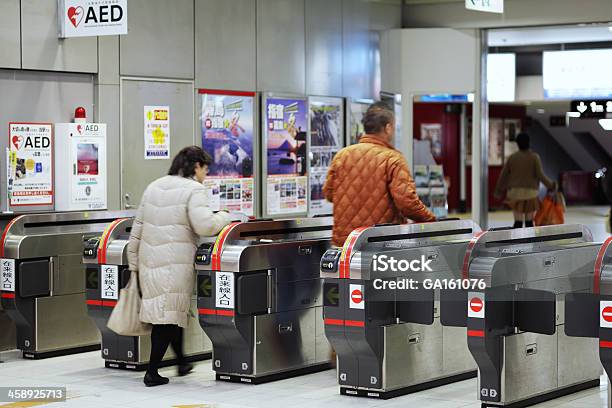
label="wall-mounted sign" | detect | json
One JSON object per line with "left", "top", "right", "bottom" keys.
{"left": 144, "top": 106, "right": 170, "bottom": 160}
{"left": 465, "top": 0, "right": 503, "bottom": 14}
{"left": 200, "top": 90, "right": 256, "bottom": 216}
{"left": 570, "top": 100, "right": 612, "bottom": 119}
{"left": 8, "top": 123, "right": 54, "bottom": 207}
{"left": 58, "top": 0, "right": 128, "bottom": 38}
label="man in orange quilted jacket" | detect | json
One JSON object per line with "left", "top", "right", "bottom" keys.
{"left": 324, "top": 102, "right": 436, "bottom": 246}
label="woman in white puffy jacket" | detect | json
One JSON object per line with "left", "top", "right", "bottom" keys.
{"left": 127, "top": 146, "right": 233, "bottom": 387}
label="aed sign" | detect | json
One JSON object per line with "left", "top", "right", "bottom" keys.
{"left": 465, "top": 0, "right": 503, "bottom": 14}
{"left": 58, "top": 0, "right": 128, "bottom": 38}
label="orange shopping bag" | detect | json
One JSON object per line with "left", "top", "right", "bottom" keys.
{"left": 534, "top": 192, "right": 565, "bottom": 226}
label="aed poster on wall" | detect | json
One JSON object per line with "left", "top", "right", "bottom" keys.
{"left": 265, "top": 97, "right": 308, "bottom": 215}
{"left": 144, "top": 106, "right": 170, "bottom": 160}
{"left": 8, "top": 123, "right": 54, "bottom": 206}
{"left": 309, "top": 96, "right": 344, "bottom": 216}
{"left": 200, "top": 90, "right": 256, "bottom": 216}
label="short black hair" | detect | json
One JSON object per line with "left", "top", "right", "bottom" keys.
{"left": 168, "top": 146, "right": 212, "bottom": 177}
{"left": 516, "top": 132, "right": 530, "bottom": 150}
{"left": 362, "top": 102, "right": 395, "bottom": 134}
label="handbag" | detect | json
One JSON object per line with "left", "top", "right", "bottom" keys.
{"left": 535, "top": 192, "right": 566, "bottom": 226}
{"left": 107, "top": 271, "right": 152, "bottom": 336}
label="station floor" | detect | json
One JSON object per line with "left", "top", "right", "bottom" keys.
{"left": 0, "top": 205, "right": 610, "bottom": 408}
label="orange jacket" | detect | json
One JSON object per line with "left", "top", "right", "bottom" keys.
{"left": 323, "top": 136, "right": 436, "bottom": 246}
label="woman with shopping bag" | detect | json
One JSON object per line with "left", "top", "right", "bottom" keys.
{"left": 124, "top": 146, "right": 235, "bottom": 387}
{"left": 494, "top": 132, "right": 557, "bottom": 228}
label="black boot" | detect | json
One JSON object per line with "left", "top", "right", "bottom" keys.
{"left": 178, "top": 363, "right": 194, "bottom": 377}
{"left": 525, "top": 220, "right": 534, "bottom": 228}
{"left": 144, "top": 371, "right": 169, "bottom": 387}
{"left": 513, "top": 221, "right": 523, "bottom": 229}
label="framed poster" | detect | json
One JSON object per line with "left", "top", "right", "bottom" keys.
{"left": 308, "top": 96, "right": 344, "bottom": 216}
{"left": 8, "top": 123, "right": 54, "bottom": 207}
{"left": 420, "top": 123, "right": 443, "bottom": 158}
{"left": 263, "top": 95, "right": 308, "bottom": 217}
{"left": 200, "top": 89, "right": 256, "bottom": 216}
{"left": 347, "top": 99, "right": 372, "bottom": 145}
{"left": 489, "top": 118, "right": 504, "bottom": 166}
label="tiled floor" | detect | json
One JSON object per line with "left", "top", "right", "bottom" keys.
{"left": 0, "top": 206, "right": 611, "bottom": 408}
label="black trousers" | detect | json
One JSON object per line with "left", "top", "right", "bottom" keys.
{"left": 148, "top": 324, "right": 185, "bottom": 374}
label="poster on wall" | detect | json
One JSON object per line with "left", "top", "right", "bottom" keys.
{"left": 309, "top": 96, "right": 344, "bottom": 216}
{"left": 420, "top": 123, "right": 443, "bottom": 158}
{"left": 200, "top": 90, "right": 255, "bottom": 216}
{"left": 504, "top": 119, "right": 522, "bottom": 160}
{"left": 8, "top": 123, "right": 54, "bottom": 206}
{"left": 348, "top": 101, "right": 370, "bottom": 145}
{"left": 54, "top": 123, "right": 107, "bottom": 211}
{"left": 489, "top": 118, "right": 504, "bottom": 166}
{"left": 265, "top": 97, "right": 308, "bottom": 216}
{"left": 144, "top": 106, "right": 170, "bottom": 160}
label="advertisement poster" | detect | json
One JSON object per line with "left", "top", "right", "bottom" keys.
{"left": 8, "top": 123, "right": 53, "bottom": 206}
{"left": 348, "top": 101, "right": 369, "bottom": 145}
{"left": 309, "top": 97, "right": 344, "bottom": 216}
{"left": 265, "top": 97, "right": 308, "bottom": 215}
{"left": 144, "top": 106, "right": 170, "bottom": 160}
{"left": 420, "top": 123, "right": 443, "bottom": 158}
{"left": 200, "top": 90, "right": 255, "bottom": 216}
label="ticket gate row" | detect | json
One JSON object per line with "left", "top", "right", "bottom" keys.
{"left": 320, "top": 220, "right": 480, "bottom": 399}
{"left": 83, "top": 217, "right": 212, "bottom": 370}
{"left": 0, "top": 211, "right": 133, "bottom": 359}
{"left": 445, "top": 224, "right": 601, "bottom": 408}
{"left": 0, "top": 215, "right": 18, "bottom": 353}
{"left": 195, "top": 218, "right": 334, "bottom": 383}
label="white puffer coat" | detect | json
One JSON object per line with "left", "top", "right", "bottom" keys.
{"left": 127, "top": 175, "right": 232, "bottom": 328}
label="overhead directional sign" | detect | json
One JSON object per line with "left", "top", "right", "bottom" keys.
{"left": 466, "top": 0, "right": 503, "bottom": 13}
{"left": 571, "top": 99, "right": 612, "bottom": 118}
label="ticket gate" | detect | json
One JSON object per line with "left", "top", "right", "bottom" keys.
{"left": 196, "top": 218, "right": 333, "bottom": 383}
{"left": 0, "top": 215, "right": 18, "bottom": 353}
{"left": 83, "top": 217, "right": 213, "bottom": 370}
{"left": 0, "top": 211, "right": 133, "bottom": 359}
{"left": 449, "top": 225, "right": 601, "bottom": 408}
{"left": 320, "top": 220, "right": 480, "bottom": 399}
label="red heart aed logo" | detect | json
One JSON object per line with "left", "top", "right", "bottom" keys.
{"left": 11, "top": 135, "right": 23, "bottom": 150}
{"left": 67, "top": 6, "right": 84, "bottom": 28}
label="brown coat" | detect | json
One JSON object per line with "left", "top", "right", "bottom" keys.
{"left": 495, "top": 150, "right": 555, "bottom": 197}
{"left": 323, "top": 135, "right": 436, "bottom": 246}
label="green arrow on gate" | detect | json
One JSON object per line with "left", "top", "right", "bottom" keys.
{"left": 326, "top": 285, "right": 339, "bottom": 305}
{"left": 200, "top": 277, "right": 212, "bottom": 297}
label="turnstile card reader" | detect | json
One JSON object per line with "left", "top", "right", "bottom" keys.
{"left": 456, "top": 225, "right": 601, "bottom": 408}
{"left": 321, "top": 220, "right": 480, "bottom": 399}
{"left": 196, "top": 218, "right": 334, "bottom": 383}
{"left": 0, "top": 211, "right": 133, "bottom": 359}
{"left": 84, "top": 217, "right": 212, "bottom": 370}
